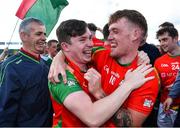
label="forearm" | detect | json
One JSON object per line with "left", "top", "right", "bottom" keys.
{"left": 56, "top": 50, "right": 65, "bottom": 63}
{"left": 112, "top": 108, "right": 146, "bottom": 126}
{"left": 0, "top": 52, "right": 7, "bottom": 61}
{"left": 81, "top": 83, "right": 133, "bottom": 126}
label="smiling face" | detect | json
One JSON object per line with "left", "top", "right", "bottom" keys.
{"left": 47, "top": 42, "right": 58, "bottom": 58}
{"left": 65, "top": 28, "right": 93, "bottom": 65}
{"left": 158, "top": 32, "right": 178, "bottom": 53}
{"left": 108, "top": 18, "right": 138, "bottom": 58}
{"left": 21, "top": 22, "right": 46, "bottom": 54}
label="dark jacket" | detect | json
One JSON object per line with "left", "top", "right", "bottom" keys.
{"left": 0, "top": 49, "right": 53, "bottom": 126}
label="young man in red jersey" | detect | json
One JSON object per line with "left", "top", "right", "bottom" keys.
{"left": 49, "top": 10, "right": 159, "bottom": 126}
{"left": 48, "top": 19, "right": 154, "bottom": 127}
{"left": 155, "top": 26, "right": 180, "bottom": 127}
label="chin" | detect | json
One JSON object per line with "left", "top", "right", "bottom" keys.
{"left": 84, "top": 58, "right": 91, "bottom": 63}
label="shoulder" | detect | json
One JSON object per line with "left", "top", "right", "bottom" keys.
{"left": 48, "top": 70, "right": 82, "bottom": 104}
{"left": 154, "top": 54, "right": 168, "bottom": 65}
{"left": 1, "top": 53, "right": 22, "bottom": 70}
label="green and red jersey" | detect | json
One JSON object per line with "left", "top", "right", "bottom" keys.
{"left": 92, "top": 47, "right": 159, "bottom": 115}
{"left": 48, "top": 57, "right": 115, "bottom": 127}
{"left": 49, "top": 57, "right": 91, "bottom": 127}
{"left": 154, "top": 53, "right": 180, "bottom": 106}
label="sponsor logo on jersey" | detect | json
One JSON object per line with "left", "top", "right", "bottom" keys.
{"left": 161, "top": 63, "right": 169, "bottom": 68}
{"left": 67, "top": 80, "right": 76, "bottom": 87}
{"left": 143, "top": 98, "right": 154, "bottom": 108}
{"left": 104, "top": 65, "right": 110, "bottom": 74}
{"left": 15, "top": 59, "right": 22, "bottom": 64}
{"left": 161, "top": 72, "right": 178, "bottom": 78}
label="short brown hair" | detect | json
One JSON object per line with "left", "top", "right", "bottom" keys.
{"left": 109, "top": 9, "right": 147, "bottom": 37}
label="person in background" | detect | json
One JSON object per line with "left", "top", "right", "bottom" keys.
{"left": 157, "top": 21, "right": 175, "bottom": 55}
{"left": 163, "top": 69, "right": 180, "bottom": 127}
{"left": 138, "top": 34, "right": 161, "bottom": 66}
{"left": 88, "top": 23, "right": 104, "bottom": 46}
{"left": 159, "top": 21, "right": 174, "bottom": 29}
{"left": 49, "top": 9, "right": 159, "bottom": 127}
{"left": 155, "top": 26, "right": 180, "bottom": 127}
{"left": 46, "top": 39, "right": 58, "bottom": 59}
{"left": 43, "top": 39, "right": 59, "bottom": 67}
{"left": 0, "top": 17, "right": 53, "bottom": 126}
{"left": 0, "top": 47, "right": 8, "bottom": 62}
{"left": 102, "top": 23, "right": 111, "bottom": 48}
{"left": 48, "top": 19, "right": 155, "bottom": 127}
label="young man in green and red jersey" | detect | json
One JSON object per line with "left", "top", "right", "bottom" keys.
{"left": 48, "top": 19, "right": 155, "bottom": 127}
{"left": 155, "top": 26, "right": 180, "bottom": 127}
{"left": 49, "top": 10, "right": 159, "bottom": 126}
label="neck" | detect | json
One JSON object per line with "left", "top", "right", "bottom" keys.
{"left": 117, "top": 50, "right": 138, "bottom": 65}
{"left": 168, "top": 46, "right": 180, "bottom": 56}
{"left": 22, "top": 46, "right": 39, "bottom": 58}
{"left": 65, "top": 53, "right": 88, "bottom": 72}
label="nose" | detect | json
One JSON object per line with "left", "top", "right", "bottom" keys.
{"left": 41, "top": 33, "right": 46, "bottom": 41}
{"left": 88, "top": 38, "right": 93, "bottom": 47}
{"left": 108, "top": 32, "right": 113, "bottom": 42}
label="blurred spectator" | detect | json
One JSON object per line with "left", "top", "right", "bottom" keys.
{"left": 102, "top": 23, "right": 110, "bottom": 48}
{"left": 88, "top": 23, "right": 104, "bottom": 46}
{"left": 138, "top": 35, "right": 161, "bottom": 66}
{"left": 47, "top": 39, "right": 58, "bottom": 59}
{"left": 159, "top": 21, "right": 174, "bottom": 29}
{"left": 0, "top": 47, "right": 8, "bottom": 62}
{"left": 155, "top": 26, "right": 180, "bottom": 127}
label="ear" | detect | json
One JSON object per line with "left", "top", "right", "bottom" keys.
{"left": 131, "top": 28, "right": 143, "bottom": 44}
{"left": 61, "top": 42, "right": 70, "bottom": 52}
{"left": 19, "top": 31, "right": 28, "bottom": 41}
{"left": 174, "top": 36, "right": 178, "bottom": 42}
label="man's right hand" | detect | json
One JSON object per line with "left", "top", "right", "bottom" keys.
{"left": 48, "top": 51, "right": 67, "bottom": 84}
{"left": 124, "top": 64, "right": 154, "bottom": 90}
{"left": 163, "top": 97, "right": 173, "bottom": 111}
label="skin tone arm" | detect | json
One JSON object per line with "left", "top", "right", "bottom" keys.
{"left": 163, "top": 97, "right": 173, "bottom": 111}
{"left": 48, "top": 50, "right": 150, "bottom": 84}
{"left": 85, "top": 66, "right": 149, "bottom": 126}
{"left": 63, "top": 64, "right": 154, "bottom": 126}
{"left": 0, "top": 47, "right": 8, "bottom": 61}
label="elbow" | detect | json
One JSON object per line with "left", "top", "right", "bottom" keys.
{"left": 82, "top": 116, "right": 103, "bottom": 127}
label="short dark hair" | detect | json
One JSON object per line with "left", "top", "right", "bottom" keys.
{"left": 109, "top": 9, "right": 147, "bottom": 37}
{"left": 156, "top": 27, "right": 178, "bottom": 39}
{"left": 159, "top": 22, "right": 174, "bottom": 28}
{"left": 87, "top": 23, "right": 97, "bottom": 32}
{"left": 56, "top": 19, "right": 88, "bottom": 45}
{"left": 47, "top": 39, "right": 58, "bottom": 47}
{"left": 103, "top": 23, "right": 109, "bottom": 40}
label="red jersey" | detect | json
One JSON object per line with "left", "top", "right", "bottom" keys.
{"left": 92, "top": 37, "right": 104, "bottom": 46}
{"left": 154, "top": 53, "right": 180, "bottom": 106}
{"left": 49, "top": 57, "right": 115, "bottom": 127}
{"left": 92, "top": 48, "right": 159, "bottom": 115}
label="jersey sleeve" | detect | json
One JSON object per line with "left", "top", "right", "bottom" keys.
{"left": 124, "top": 69, "right": 160, "bottom": 115}
{"left": 48, "top": 70, "right": 82, "bottom": 104}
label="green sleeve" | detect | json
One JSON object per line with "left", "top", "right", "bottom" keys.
{"left": 48, "top": 70, "right": 82, "bottom": 104}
